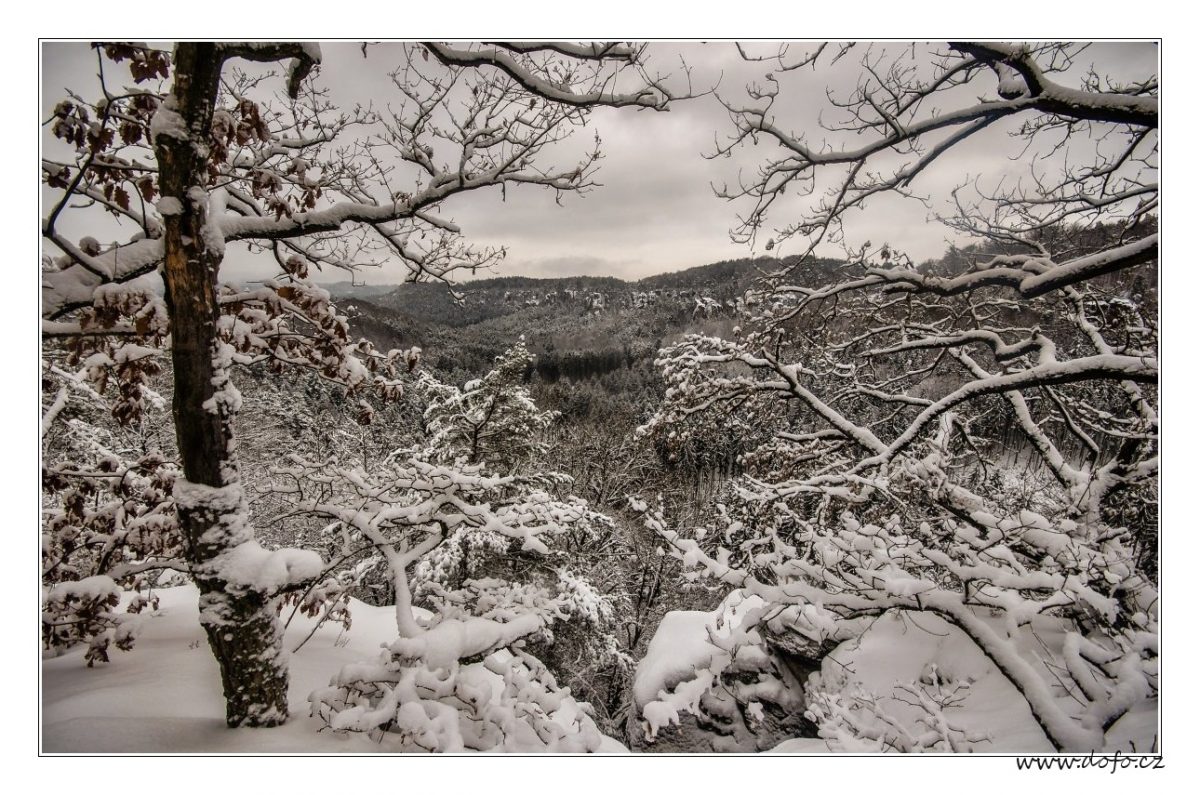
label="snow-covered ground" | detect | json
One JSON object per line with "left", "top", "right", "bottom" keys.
{"left": 41, "top": 585, "right": 623, "bottom": 753}
{"left": 43, "top": 585, "right": 401, "bottom": 752}
{"left": 632, "top": 592, "right": 1157, "bottom": 754}
{"left": 804, "top": 611, "right": 1157, "bottom": 753}
{"left": 42, "top": 584, "right": 1157, "bottom": 755}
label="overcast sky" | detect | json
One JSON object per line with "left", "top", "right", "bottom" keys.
{"left": 41, "top": 41, "right": 1158, "bottom": 285}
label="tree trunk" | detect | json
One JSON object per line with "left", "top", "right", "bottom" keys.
{"left": 156, "top": 43, "right": 291, "bottom": 727}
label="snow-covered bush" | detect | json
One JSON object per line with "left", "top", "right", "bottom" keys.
{"left": 417, "top": 338, "right": 555, "bottom": 471}
{"left": 310, "top": 644, "right": 607, "bottom": 752}
{"left": 267, "top": 331, "right": 635, "bottom": 749}
{"left": 281, "top": 454, "right": 621, "bottom": 750}
{"left": 42, "top": 577, "right": 148, "bottom": 666}
{"left": 804, "top": 676, "right": 986, "bottom": 753}
{"left": 41, "top": 357, "right": 184, "bottom": 662}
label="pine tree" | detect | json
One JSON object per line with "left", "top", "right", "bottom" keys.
{"left": 419, "top": 338, "right": 554, "bottom": 471}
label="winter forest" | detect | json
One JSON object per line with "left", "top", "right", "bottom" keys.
{"left": 39, "top": 39, "right": 1163, "bottom": 760}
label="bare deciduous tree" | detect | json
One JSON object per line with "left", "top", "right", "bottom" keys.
{"left": 641, "top": 42, "right": 1157, "bottom": 752}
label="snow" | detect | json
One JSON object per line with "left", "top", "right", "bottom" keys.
{"left": 632, "top": 609, "right": 714, "bottom": 709}
{"left": 811, "top": 611, "right": 1057, "bottom": 753}
{"left": 43, "top": 585, "right": 390, "bottom": 752}
{"left": 42, "top": 585, "right": 629, "bottom": 753}
{"left": 632, "top": 591, "right": 763, "bottom": 709}
{"left": 112, "top": 344, "right": 159, "bottom": 364}
{"left": 44, "top": 575, "right": 120, "bottom": 604}
{"left": 173, "top": 479, "right": 245, "bottom": 515}
{"left": 631, "top": 590, "right": 1155, "bottom": 753}
{"left": 149, "top": 97, "right": 188, "bottom": 144}
{"left": 769, "top": 737, "right": 834, "bottom": 753}
{"left": 388, "top": 612, "right": 545, "bottom": 669}
{"left": 189, "top": 186, "right": 227, "bottom": 257}
{"left": 299, "top": 42, "right": 322, "bottom": 62}
{"left": 642, "top": 670, "right": 715, "bottom": 739}
{"left": 209, "top": 540, "right": 324, "bottom": 594}
{"left": 156, "top": 197, "right": 183, "bottom": 216}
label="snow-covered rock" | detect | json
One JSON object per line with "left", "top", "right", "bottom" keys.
{"left": 629, "top": 591, "right": 812, "bottom": 753}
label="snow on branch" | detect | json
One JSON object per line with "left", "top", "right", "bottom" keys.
{"left": 422, "top": 42, "right": 672, "bottom": 109}
{"left": 947, "top": 42, "right": 1157, "bottom": 128}
{"left": 633, "top": 488, "right": 1157, "bottom": 753}
{"left": 714, "top": 42, "right": 1157, "bottom": 255}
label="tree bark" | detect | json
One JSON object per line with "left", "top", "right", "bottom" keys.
{"left": 156, "top": 43, "right": 291, "bottom": 727}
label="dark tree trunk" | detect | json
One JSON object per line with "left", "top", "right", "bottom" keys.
{"left": 156, "top": 43, "right": 291, "bottom": 727}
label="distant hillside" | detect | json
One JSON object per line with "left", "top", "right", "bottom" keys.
{"left": 338, "top": 298, "right": 433, "bottom": 351}
{"left": 326, "top": 257, "right": 783, "bottom": 382}
{"left": 635, "top": 258, "right": 766, "bottom": 292}
{"left": 329, "top": 258, "right": 779, "bottom": 328}
{"left": 332, "top": 255, "right": 857, "bottom": 385}
{"left": 319, "top": 282, "right": 397, "bottom": 300}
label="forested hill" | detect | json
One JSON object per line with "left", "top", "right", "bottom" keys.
{"left": 327, "top": 257, "right": 737, "bottom": 382}
{"left": 330, "top": 257, "right": 774, "bottom": 326}
{"left": 329, "top": 256, "right": 843, "bottom": 382}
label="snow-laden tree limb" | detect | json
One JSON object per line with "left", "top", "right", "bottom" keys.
{"left": 637, "top": 41, "right": 1158, "bottom": 754}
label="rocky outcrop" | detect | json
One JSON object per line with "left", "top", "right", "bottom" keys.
{"left": 626, "top": 592, "right": 820, "bottom": 753}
